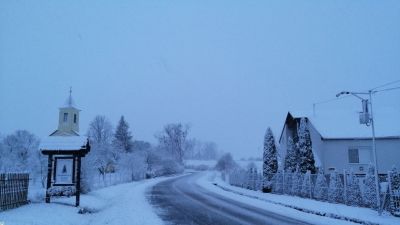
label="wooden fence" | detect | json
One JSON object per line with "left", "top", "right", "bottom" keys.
{"left": 0, "top": 173, "right": 30, "bottom": 211}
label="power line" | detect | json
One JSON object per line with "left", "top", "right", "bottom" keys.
{"left": 370, "top": 79, "right": 400, "bottom": 91}
{"left": 375, "top": 86, "right": 400, "bottom": 93}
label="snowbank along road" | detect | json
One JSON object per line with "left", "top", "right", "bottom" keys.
{"left": 149, "top": 172, "right": 311, "bottom": 225}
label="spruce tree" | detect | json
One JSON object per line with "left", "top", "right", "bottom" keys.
{"left": 263, "top": 127, "right": 278, "bottom": 191}
{"left": 113, "top": 116, "right": 133, "bottom": 153}
{"left": 363, "top": 165, "right": 377, "bottom": 208}
{"left": 297, "top": 118, "right": 316, "bottom": 174}
{"left": 347, "top": 170, "right": 362, "bottom": 206}
{"left": 314, "top": 168, "right": 328, "bottom": 201}
{"left": 284, "top": 137, "right": 299, "bottom": 173}
{"left": 328, "top": 171, "right": 344, "bottom": 203}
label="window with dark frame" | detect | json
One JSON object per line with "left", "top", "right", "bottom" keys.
{"left": 348, "top": 148, "right": 359, "bottom": 163}
{"left": 74, "top": 114, "right": 77, "bottom": 123}
{"left": 63, "top": 113, "right": 68, "bottom": 122}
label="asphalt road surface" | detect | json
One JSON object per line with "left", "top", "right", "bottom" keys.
{"left": 149, "top": 172, "right": 311, "bottom": 225}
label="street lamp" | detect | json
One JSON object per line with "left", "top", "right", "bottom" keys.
{"left": 336, "top": 90, "right": 381, "bottom": 214}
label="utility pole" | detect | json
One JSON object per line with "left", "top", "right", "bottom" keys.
{"left": 336, "top": 90, "right": 381, "bottom": 214}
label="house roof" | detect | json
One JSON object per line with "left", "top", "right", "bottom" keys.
{"left": 287, "top": 109, "right": 400, "bottom": 140}
{"left": 40, "top": 136, "right": 88, "bottom": 151}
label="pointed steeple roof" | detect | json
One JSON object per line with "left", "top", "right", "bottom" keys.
{"left": 62, "top": 87, "right": 77, "bottom": 108}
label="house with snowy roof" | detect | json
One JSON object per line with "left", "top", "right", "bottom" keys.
{"left": 278, "top": 111, "right": 400, "bottom": 174}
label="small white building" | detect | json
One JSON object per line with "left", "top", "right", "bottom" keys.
{"left": 278, "top": 111, "right": 400, "bottom": 174}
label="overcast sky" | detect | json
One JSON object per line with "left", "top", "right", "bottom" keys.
{"left": 1, "top": 0, "right": 399, "bottom": 159}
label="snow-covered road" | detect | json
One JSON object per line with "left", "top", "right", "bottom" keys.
{"left": 149, "top": 172, "right": 311, "bottom": 225}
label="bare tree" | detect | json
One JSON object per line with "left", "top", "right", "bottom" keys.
{"left": 87, "top": 115, "right": 113, "bottom": 145}
{"left": 156, "top": 123, "right": 190, "bottom": 164}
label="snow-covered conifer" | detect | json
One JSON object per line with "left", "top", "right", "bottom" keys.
{"left": 297, "top": 118, "right": 316, "bottom": 174}
{"left": 284, "top": 137, "right": 298, "bottom": 173}
{"left": 313, "top": 168, "right": 328, "bottom": 201}
{"left": 347, "top": 170, "right": 362, "bottom": 206}
{"left": 301, "top": 171, "right": 311, "bottom": 198}
{"left": 390, "top": 165, "right": 400, "bottom": 191}
{"left": 328, "top": 171, "right": 344, "bottom": 203}
{"left": 263, "top": 128, "right": 278, "bottom": 190}
{"left": 362, "top": 165, "right": 377, "bottom": 208}
{"left": 291, "top": 171, "right": 301, "bottom": 196}
{"left": 273, "top": 170, "right": 284, "bottom": 193}
{"left": 113, "top": 116, "right": 133, "bottom": 153}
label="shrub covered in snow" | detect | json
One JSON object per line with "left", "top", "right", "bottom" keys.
{"left": 301, "top": 171, "right": 311, "bottom": 198}
{"left": 362, "top": 165, "right": 377, "bottom": 208}
{"left": 328, "top": 171, "right": 344, "bottom": 203}
{"left": 291, "top": 172, "right": 301, "bottom": 196}
{"left": 47, "top": 186, "right": 76, "bottom": 197}
{"left": 313, "top": 168, "right": 328, "bottom": 201}
{"left": 390, "top": 166, "right": 400, "bottom": 191}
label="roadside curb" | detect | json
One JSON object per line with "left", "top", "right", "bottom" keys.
{"left": 213, "top": 183, "right": 379, "bottom": 225}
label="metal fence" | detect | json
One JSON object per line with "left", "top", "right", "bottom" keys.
{"left": 0, "top": 173, "right": 30, "bottom": 211}
{"left": 228, "top": 169, "right": 400, "bottom": 215}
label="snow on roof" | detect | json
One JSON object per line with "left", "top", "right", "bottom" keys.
{"left": 40, "top": 136, "right": 88, "bottom": 150}
{"left": 289, "top": 109, "right": 400, "bottom": 139}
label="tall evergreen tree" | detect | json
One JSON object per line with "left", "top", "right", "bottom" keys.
{"left": 297, "top": 118, "right": 316, "bottom": 174}
{"left": 113, "top": 116, "right": 133, "bottom": 153}
{"left": 284, "top": 137, "right": 298, "bottom": 172}
{"left": 263, "top": 128, "right": 278, "bottom": 190}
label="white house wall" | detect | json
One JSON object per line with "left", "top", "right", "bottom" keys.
{"left": 322, "top": 139, "right": 400, "bottom": 174}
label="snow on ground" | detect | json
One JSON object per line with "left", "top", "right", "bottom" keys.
{"left": 196, "top": 171, "right": 400, "bottom": 225}
{"left": 1, "top": 176, "right": 176, "bottom": 225}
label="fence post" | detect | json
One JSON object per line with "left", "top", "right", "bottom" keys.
{"left": 343, "top": 169, "right": 348, "bottom": 205}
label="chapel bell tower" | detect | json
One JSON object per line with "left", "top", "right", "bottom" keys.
{"left": 50, "top": 88, "right": 81, "bottom": 136}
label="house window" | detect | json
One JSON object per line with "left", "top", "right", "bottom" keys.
{"left": 74, "top": 114, "right": 77, "bottom": 123}
{"left": 348, "top": 147, "right": 371, "bottom": 164}
{"left": 63, "top": 113, "right": 68, "bottom": 122}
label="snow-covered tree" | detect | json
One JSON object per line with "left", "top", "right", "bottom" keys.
{"left": 347, "top": 170, "right": 362, "bottom": 206}
{"left": 313, "top": 168, "right": 328, "bottom": 201}
{"left": 297, "top": 118, "right": 316, "bottom": 174}
{"left": 87, "top": 115, "right": 113, "bottom": 145}
{"left": 390, "top": 165, "right": 400, "bottom": 191}
{"left": 291, "top": 171, "right": 301, "bottom": 196}
{"left": 113, "top": 116, "right": 133, "bottom": 153}
{"left": 215, "top": 153, "right": 237, "bottom": 172}
{"left": 362, "top": 165, "right": 377, "bottom": 208}
{"left": 86, "top": 115, "right": 116, "bottom": 183}
{"left": 263, "top": 128, "right": 278, "bottom": 190}
{"left": 272, "top": 170, "right": 284, "bottom": 194}
{"left": 284, "top": 137, "right": 298, "bottom": 173}
{"left": 1, "top": 130, "right": 40, "bottom": 173}
{"left": 301, "top": 171, "right": 312, "bottom": 198}
{"left": 328, "top": 171, "right": 344, "bottom": 203}
{"left": 156, "top": 123, "right": 190, "bottom": 164}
